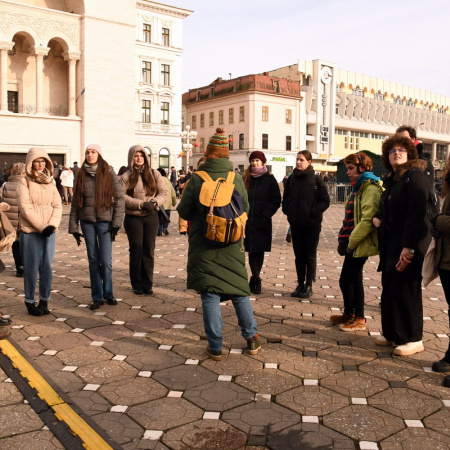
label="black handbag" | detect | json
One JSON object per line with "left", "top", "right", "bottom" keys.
{"left": 158, "top": 205, "right": 170, "bottom": 225}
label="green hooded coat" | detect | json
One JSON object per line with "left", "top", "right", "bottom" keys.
{"left": 177, "top": 158, "right": 250, "bottom": 296}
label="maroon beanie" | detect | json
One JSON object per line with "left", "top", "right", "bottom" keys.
{"left": 249, "top": 151, "right": 267, "bottom": 164}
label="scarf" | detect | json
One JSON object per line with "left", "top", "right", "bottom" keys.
{"left": 133, "top": 165, "right": 145, "bottom": 173}
{"left": 250, "top": 166, "right": 268, "bottom": 178}
{"left": 33, "top": 168, "right": 53, "bottom": 184}
{"left": 85, "top": 164, "right": 98, "bottom": 177}
{"left": 293, "top": 165, "right": 314, "bottom": 176}
{"left": 352, "top": 171, "right": 380, "bottom": 192}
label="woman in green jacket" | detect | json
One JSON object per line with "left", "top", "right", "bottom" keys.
{"left": 331, "top": 152, "right": 383, "bottom": 331}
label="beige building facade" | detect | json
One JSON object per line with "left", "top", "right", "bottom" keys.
{"left": 0, "top": 0, "right": 190, "bottom": 172}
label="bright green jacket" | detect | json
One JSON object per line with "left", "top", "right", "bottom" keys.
{"left": 177, "top": 158, "right": 250, "bottom": 296}
{"left": 347, "top": 179, "right": 384, "bottom": 258}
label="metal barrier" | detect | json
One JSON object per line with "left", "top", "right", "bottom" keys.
{"left": 325, "top": 183, "right": 352, "bottom": 203}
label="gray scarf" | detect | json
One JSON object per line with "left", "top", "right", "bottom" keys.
{"left": 85, "top": 164, "right": 98, "bottom": 177}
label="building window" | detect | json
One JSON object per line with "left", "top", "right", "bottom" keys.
{"left": 371, "top": 133, "right": 386, "bottom": 140}
{"left": 192, "top": 115, "right": 196, "bottom": 129}
{"left": 7, "top": 91, "right": 18, "bottom": 113}
{"left": 374, "top": 92, "right": 384, "bottom": 100}
{"left": 200, "top": 114, "right": 205, "bottom": 127}
{"left": 219, "top": 110, "right": 223, "bottom": 125}
{"left": 335, "top": 104, "right": 339, "bottom": 114}
{"left": 239, "top": 133, "right": 244, "bottom": 150}
{"left": 209, "top": 87, "right": 215, "bottom": 98}
{"left": 162, "top": 28, "right": 170, "bottom": 46}
{"left": 141, "top": 61, "right": 151, "bottom": 84}
{"left": 352, "top": 88, "right": 364, "bottom": 97}
{"left": 209, "top": 111, "right": 214, "bottom": 127}
{"left": 200, "top": 138, "right": 205, "bottom": 152}
{"left": 350, "top": 131, "right": 369, "bottom": 138}
{"left": 286, "top": 166, "right": 293, "bottom": 176}
{"left": 229, "top": 135, "right": 234, "bottom": 150}
{"left": 159, "top": 148, "right": 169, "bottom": 169}
{"left": 438, "top": 107, "right": 446, "bottom": 114}
{"left": 393, "top": 96, "right": 403, "bottom": 105}
{"left": 161, "top": 102, "right": 169, "bottom": 124}
{"left": 336, "top": 84, "right": 342, "bottom": 93}
{"left": 239, "top": 106, "right": 245, "bottom": 122}
{"left": 229, "top": 108, "right": 234, "bottom": 124}
{"left": 335, "top": 129, "right": 346, "bottom": 135}
{"left": 423, "top": 103, "right": 431, "bottom": 110}
{"left": 143, "top": 23, "right": 151, "bottom": 43}
{"left": 406, "top": 100, "right": 415, "bottom": 107}
{"left": 437, "top": 144, "right": 446, "bottom": 160}
{"left": 262, "top": 106, "right": 269, "bottom": 122}
{"left": 286, "top": 135, "right": 292, "bottom": 151}
{"left": 161, "top": 64, "right": 170, "bottom": 86}
{"left": 142, "top": 100, "right": 151, "bottom": 123}
{"left": 286, "top": 109, "right": 292, "bottom": 124}
{"left": 262, "top": 133, "right": 268, "bottom": 149}
{"left": 273, "top": 80, "right": 280, "bottom": 93}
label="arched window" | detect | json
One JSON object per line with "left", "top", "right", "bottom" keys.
{"left": 159, "top": 148, "right": 169, "bottom": 171}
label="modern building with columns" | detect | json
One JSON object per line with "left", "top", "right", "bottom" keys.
{"left": 0, "top": 0, "right": 191, "bottom": 172}
{"left": 183, "top": 59, "right": 450, "bottom": 181}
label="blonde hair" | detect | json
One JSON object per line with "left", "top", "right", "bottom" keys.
{"left": 11, "top": 162, "right": 25, "bottom": 175}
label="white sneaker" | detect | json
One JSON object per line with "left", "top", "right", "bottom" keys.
{"left": 375, "top": 336, "right": 395, "bottom": 346}
{"left": 393, "top": 340, "right": 424, "bottom": 356}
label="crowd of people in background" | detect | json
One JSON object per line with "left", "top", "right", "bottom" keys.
{"left": 0, "top": 124, "right": 450, "bottom": 388}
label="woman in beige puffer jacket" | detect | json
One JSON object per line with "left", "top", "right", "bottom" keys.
{"left": 17, "top": 147, "right": 62, "bottom": 316}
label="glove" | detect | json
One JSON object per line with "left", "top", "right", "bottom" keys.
{"left": 142, "top": 201, "right": 156, "bottom": 212}
{"left": 337, "top": 243, "right": 347, "bottom": 256}
{"left": 107, "top": 226, "right": 119, "bottom": 242}
{"left": 431, "top": 227, "right": 442, "bottom": 239}
{"left": 71, "top": 232, "right": 84, "bottom": 246}
{"left": 42, "top": 226, "right": 55, "bottom": 237}
{"left": 346, "top": 246, "right": 355, "bottom": 255}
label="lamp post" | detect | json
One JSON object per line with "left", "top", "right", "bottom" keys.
{"left": 180, "top": 125, "right": 197, "bottom": 171}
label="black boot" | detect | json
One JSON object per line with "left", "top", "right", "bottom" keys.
{"left": 25, "top": 302, "right": 42, "bottom": 316}
{"left": 291, "top": 284, "right": 304, "bottom": 297}
{"left": 38, "top": 300, "right": 50, "bottom": 315}
{"left": 253, "top": 278, "right": 261, "bottom": 295}
{"left": 249, "top": 276, "right": 256, "bottom": 293}
{"left": 298, "top": 283, "right": 313, "bottom": 298}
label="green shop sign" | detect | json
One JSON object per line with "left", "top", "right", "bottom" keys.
{"left": 271, "top": 157, "right": 286, "bottom": 162}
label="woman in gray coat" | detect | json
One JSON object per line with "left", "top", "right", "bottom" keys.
{"left": 69, "top": 144, "right": 125, "bottom": 310}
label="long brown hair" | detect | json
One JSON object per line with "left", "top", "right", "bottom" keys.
{"left": 74, "top": 154, "right": 116, "bottom": 211}
{"left": 442, "top": 158, "right": 450, "bottom": 198}
{"left": 126, "top": 150, "right": 156, "bottom": 196}
{"left": 243, "top": 165, "right": 252, "bottom": 190}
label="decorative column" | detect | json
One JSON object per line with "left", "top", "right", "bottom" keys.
{"left": 0, "top": 41, "right": 14, "bottom": 112}
{"left": 447, "top": 144, "right": 450, "bottom": 161}
{"left": 32, "top": 46, "right": 50, "bottom": 114}
{"left": 63, "top": 51, "right": 81, "bottom": 117}
{"left": 431, "top": 142, "right": 437, "bottom": 166}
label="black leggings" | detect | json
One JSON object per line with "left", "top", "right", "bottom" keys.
{"left": 291, "top": 226, "right": 321, "bottom": 285}
{"left": 339, "top": 254, "right": 368, "bottom": 317}
{"left": 438, "top": 268, "right": 450, "bottom": 361}
{"left": 248, "top": 251, "right": 264, "bottom": 278}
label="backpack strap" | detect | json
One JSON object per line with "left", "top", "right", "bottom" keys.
{"left": 194, "top": 171, "right": 213, "bottom": 183}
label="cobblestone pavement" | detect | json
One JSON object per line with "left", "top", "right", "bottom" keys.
{"left": 1, "top": 204, "right": 450, "bottom": 449}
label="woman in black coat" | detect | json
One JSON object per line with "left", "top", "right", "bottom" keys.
{"left": 282, "top": 150, "right": 330, "bottom": 298}
{"left": 243, "top": 151, "right": 281, "bottom": 294}
{"left": 373, "top": 135, "right": 431, "bottom": 356}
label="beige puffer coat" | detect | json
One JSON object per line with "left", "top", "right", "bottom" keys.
{"left": 17, "top": 147, "right": 62, "bottom": 233}
{"left": 3, "top": 174, "right": 22, "bottom": 230}
{"left": 120, "top": 145, "right": 168, "bottom": 216}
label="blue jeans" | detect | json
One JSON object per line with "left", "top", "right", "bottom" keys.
{"left": 201, "top": 291, "right": 258, "bottom": 351}
{"left": 158, "top": 209, "right": 171, "bottom": 234}
{"left": 80, "top": 221, "right": 114, "bottom": 302}
{"left": 20, "top": 232, "right": 56, "bottom": 304}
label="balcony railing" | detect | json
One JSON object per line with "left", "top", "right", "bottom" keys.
{"left": 6, "top": 104, "right": 68, "bottom": 117}
{"left": 135, "top": 122, "right": 181, "bottom": 133}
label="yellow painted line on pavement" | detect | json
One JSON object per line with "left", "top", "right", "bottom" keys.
{"left": 0, "top": 339, "right": 113, "bottom": 450}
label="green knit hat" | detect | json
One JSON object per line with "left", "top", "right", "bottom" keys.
{"left": 205, "top": 128, "right": 229, "bottom": 159}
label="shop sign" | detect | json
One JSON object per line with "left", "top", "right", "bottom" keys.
{"left": 271, "top": 157, "right": 286, "bottom": 162}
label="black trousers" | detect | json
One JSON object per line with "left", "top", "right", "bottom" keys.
{"left": 381, "top": 271, "right": 423, "bottom": 345}
{"left": 248, "top": 251, "right": 264, "bottom": 278}
{"left": 438, "top": 268, "right": 450, "bottom": 362}
{"left": 12, "top": 240, "right": 23, "bottom": 270}
{"left": 339, "top": 254, "right": 368, "bottom": 317}
{"left": 124, "top": 213, "right": 159, "bottom": 292}
{"left": 291, "top": 226, "right": 321, "bottom": 285}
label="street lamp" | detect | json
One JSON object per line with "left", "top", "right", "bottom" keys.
{"left": 180, "top": 124, "right": 197, "bottom": 171}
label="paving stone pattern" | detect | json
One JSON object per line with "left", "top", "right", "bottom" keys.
{"left": 1, "top": 204, "right": 450, "bottom": 449}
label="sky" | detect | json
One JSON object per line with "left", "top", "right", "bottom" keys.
{"left": 168, "top": 0, "right": 450, "bottom": 98}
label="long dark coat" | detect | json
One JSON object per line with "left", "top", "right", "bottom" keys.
{"left": 378, "top": 159, "right": 431, "bottom": 276}
{"left": 282, "top": 167, "right": 330, "bottom": 229}
{"left": 244, "top": 171, "right": 281, "bottom": 253}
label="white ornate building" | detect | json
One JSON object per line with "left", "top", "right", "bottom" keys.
{"left": 0, "top": 0, "right": 191, "bottom": 172}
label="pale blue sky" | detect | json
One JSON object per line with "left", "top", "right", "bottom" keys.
{"left": 169, "top": 0, "right": 450, "bottom": 97}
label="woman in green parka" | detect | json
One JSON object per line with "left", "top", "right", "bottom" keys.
{"left": 331, "top": 152, "right": 383, "bottom": 331}
{"left": 177, "top": 128, "right": 260, "bottom": 361}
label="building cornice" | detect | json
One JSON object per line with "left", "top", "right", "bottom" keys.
{"left": 136, "top": 1, "right": 193, "bottom": 19}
